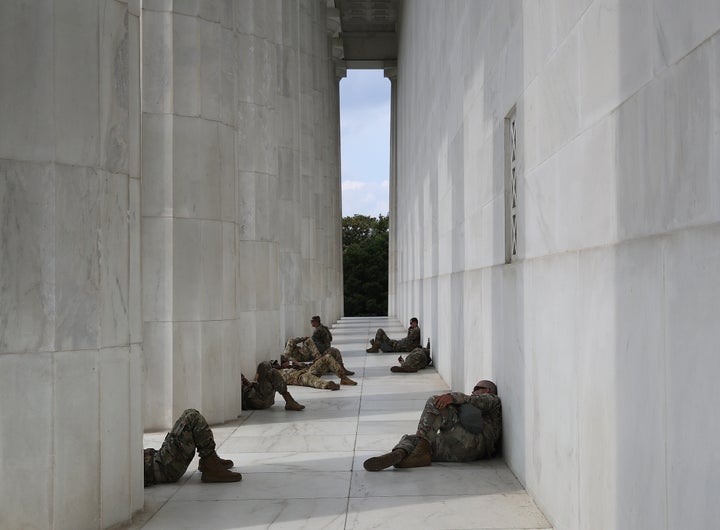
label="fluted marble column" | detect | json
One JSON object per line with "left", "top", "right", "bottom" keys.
{"left": 142, "top": 0, "right": 343, "bottom": 429}
{"left": 385, "top": 65, "right": 398, "bottom": 318}
{"left": 0, "top": 1, "right": 143, "bottom": 528}
{"left": 142, "top": 1, "right": 241, "bottom": 428}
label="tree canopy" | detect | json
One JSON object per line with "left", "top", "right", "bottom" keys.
{"left": 342, "top": 214, "right": 388, "bottom": 316}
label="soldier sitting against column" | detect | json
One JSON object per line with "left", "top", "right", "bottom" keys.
{"left": 143, "top": 408, "right": 242, "bottom": 486}
{"left": 366, "top": 317, "right": 421, "bottom": 353}
{"left": 241, "top": 361, "right": 305, "bottom": 411}
{"left": 363, "top": 379, "right": 501, "bottom": 471}
{"left": 284, "top": 317, "right": 354, "bottom": 375}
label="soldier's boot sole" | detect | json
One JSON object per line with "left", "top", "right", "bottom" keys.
{"left": 200, "top": 469, "right": 243, "bottom": 483}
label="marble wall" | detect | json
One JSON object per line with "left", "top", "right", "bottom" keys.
{"left": 0, "top": 0, "right": 144, "bottom": 528}
{"left": 393, "top": 1, "right": 720, "bottom": 529}
{"left": 1, "top": 0, "right": 342, "bottom": 528}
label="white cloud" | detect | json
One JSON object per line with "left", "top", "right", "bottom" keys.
{"left": 342, "top": 180, "right": 367, "bottom": 192}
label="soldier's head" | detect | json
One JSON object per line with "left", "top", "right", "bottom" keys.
{"left": 472, "top": 380, "right": 497, "bottom": 396}
{"left": 256, "top": 361, "right": 273, "bottom": 380}
{"left": 409, "top": 317, "right": 418, "bottom": 327}
{"left": 311, "top": 316, "right": 321, "bottom": 328}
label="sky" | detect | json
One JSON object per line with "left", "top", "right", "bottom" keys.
{"left": 339, "top": 69, "right": 391, "bottom": 218}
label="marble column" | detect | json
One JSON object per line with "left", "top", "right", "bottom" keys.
{"left": 0, "top": 1, "right": 143, "bottom": 528}
{"left": 384, "top": 65, "right": 398, "bottom": 318}
{"left": 141, "top": 0, "right": 240, "bottom": 428}
{"left": 142, "top": 0, "right": 343, "bottom": 428}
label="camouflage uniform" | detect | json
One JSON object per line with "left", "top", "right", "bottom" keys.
{"left": 285, "top": 337, "right": 343, "bottom": 364}
{"left": 242, "top": 361, "right": 288, "bottom": 410}
{"left": 284, "top": 337, "right": 319, "bottom": 362}
{"left": 312, "top": 324, "right": 333, "bottom": 355}
{"left": 143, "top": 408, "right": 217, "bottom": 486}
{"left": 394, "top": 392, "right": 502, "bottom": 462}
{"left": 374, "top": 325, "right": 421, "bottom": 352}
{"left": 279, "top": 353, "right": 345, "bottom": 389}
{"left": 399, "top": 347, "right": 431, "bottom": 371}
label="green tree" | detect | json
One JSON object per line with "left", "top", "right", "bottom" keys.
{"left": 342, "top": 214, "right": 389, "bottom": 316}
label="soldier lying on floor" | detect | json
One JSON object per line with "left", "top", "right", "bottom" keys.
{"left": 272, "top": 352, "right": 357, "bottom": 390}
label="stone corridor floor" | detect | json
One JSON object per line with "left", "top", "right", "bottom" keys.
{"left": 127, "top": 317, "right": 551, "bottom": 530}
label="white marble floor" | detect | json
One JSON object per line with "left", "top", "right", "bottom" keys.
{"left": 128, "top": 317, "right": 551, "bottom": 530}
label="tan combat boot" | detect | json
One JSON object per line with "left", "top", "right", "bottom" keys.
{"left": 340, "top": 363, "right": 355, "bottom": 375}
{"left": 365, "top": 339, "right": 380, "bottom": 353}
{"left": 394, "top": 438, "right": 431, "bottom": 468}
{"left": 363, "top": 449, "right": 407, "bottom": 471}
{"left": 198, "top": 451, "right": 233, "bottom": 472}
{"left": 199, "top": 455, "right": 242, "bottom": 483}
{"left": 281, "top": 391, "right": 305, "bottom": 411}
{"left": 340, "top": 374, "right": 357, "bottom": 385}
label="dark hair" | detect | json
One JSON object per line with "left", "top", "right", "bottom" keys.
{"left": 482, "top": 380, "right": 498, "bottom": 395}
{"left": 410, "top": 317, "right": 418, "bottom": 324}
{"left": 311, "top": 315, "right": 321, "bottom": 322}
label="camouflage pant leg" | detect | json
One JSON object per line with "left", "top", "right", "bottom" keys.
{"left": 416, "top": 396, "right": 461, "bottom": 437}
{"left": 153, "top": 408, "right": 215, "bottom": 483}
{"left": 303, "top": 338, "right": 321, "bottom": 360}
{"left": 394, "top": 426, "right": 483, "bottom": 462}
{"left": 296, "top": 371, "right": 333, "bottom": 389}
{"left": 394, "top": 433, "right": 421, "bottom": 455}
{"left": 374, "top": 329, "right": 395, "bottom": 352}
{"left": 283, "top": 338, "right": 297, "bottom": 358}
{"left": 431, "top": 426, "right": 485, "bottom": 462}
{"left": 393, "top": 338, "right": 409, "bottom": 352}
{"left": 308, "top": 353, "right": 343, "bottom": 378}
{"left": 324, "top": 346, "right": 343, "bottom": 363}
{"left": 243, "top": 368, "right": 287, "bottom": 409}
{"left": 401, "top": 350, "right": 428, "bottom": 371}
{"left": 284, "top": 338, "right": 317, "bottom": 362}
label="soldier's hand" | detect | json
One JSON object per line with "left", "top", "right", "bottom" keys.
{"left": 398, "top": 356, "right": 404, "bottom": 363}
{"left": 434, "top": 393, "right": 454, "bottom": 409}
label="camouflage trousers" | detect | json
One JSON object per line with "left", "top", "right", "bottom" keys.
{"left": 400, "top": 348, "right": 430, "bottom": 371}
{"left": 242, "top": 361, "right": 288, "bottom": 410}
{"left": 280, "top": 354, "right": 344, "bottom": 389}
{"left": 285, "top": 338, "right": 343, "bottom": 364}
{"left": 144, "top": 409, "right": 215, "bottom": 486}
{"left": 394, "top": 397, "right": 487, "bottom": 462}
{"left": 374, "top": 329, "right": 416, "bottom": 352}
{"left": 373, "top": 328, "right": 397, "bottom": 352}
{"left": 284, "top": 337, "right": 319, "bottom": 362}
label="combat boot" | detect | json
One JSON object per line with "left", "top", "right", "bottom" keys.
{"left": 363, "top": 449, "right": 407, "bottom": 471}
{"left": 394, "top": 438, "right": 431, "bottom": 468}
{"left": 198, "top": 451, "right": 234, "bottom": 472}
{"left": 199, "top": 456, "right": 242, "bottom": 483}
{"left": 281, "top": 391, "right": 305, "bottom": 411}
{"left": 365, "top": 339, "right": 380, "bottom": 353}
{"left": 326, "top": 381, "right": 340, "bottom": 390}
{"left": 340, "top": 363, "right": 355, "bottom": 375}
{"left": 340, "top": 374, "right": 357, "bottom": 385}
